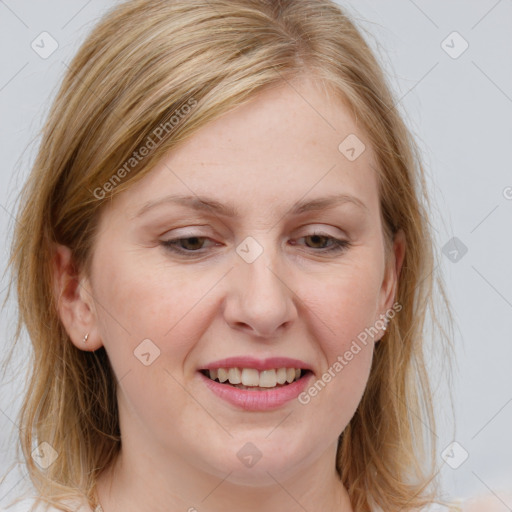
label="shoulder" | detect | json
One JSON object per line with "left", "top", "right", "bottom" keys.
{"left": 418, "top": 492, "right": 512, "bottom": 512}
{"left": 0, "top": 499, "right": 53, "bottom": 512}
{"left": 0, "top": 497, "right": 95, "bottom": 512}
{"left": 0, "top": 499, "right": 46, "bottom": 512}
{"left": 458, "top": 492, "right": 512, "bottom": 511}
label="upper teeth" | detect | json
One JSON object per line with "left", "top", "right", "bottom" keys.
{"left": 208, "top": 368, "right": 302, "bottom": 387}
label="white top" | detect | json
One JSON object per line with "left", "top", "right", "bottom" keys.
{"left": 0, "top": 498, "right": 99, "bottom": 512}
{"left": 373, "top": 503, "right": 461, "bottom": 512}
{"left": 3, "top": 495, "right": 510, "bottom": 511}
{"left": 0, "top": 502, "right": 454, "bottom": 512}
{"left": 0, "top": 499, "right": 462, "bottom": 511}
{"left": 0, "top": 499, "right": 456, "bottom": 512}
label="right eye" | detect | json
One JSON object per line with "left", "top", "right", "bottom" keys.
{"left": 160, "top": 236, "right": 219, "bottom": 254}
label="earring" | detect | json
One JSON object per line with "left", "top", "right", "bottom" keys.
{"left": 83, "top": 333, "right": 89, "bottom": 344}
{"left": 382, "top": 318, "right": 390, "bottom": 331}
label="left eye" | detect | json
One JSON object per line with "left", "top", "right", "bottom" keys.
{"left": 292, "top": 233, "right": 350, "bottom": 253}
{"left": 160, "top": 233, "right": 350, "bottom": 255}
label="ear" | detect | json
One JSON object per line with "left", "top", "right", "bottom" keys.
{"left": 51, "top": 243, "right": 102, "bottom": 351}
{"left": 376, "top": 228, "right": 406, "bottom": 339}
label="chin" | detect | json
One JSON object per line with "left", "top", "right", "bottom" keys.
{"left": 200, "top": 441, "right": 310, "bottom": 485}
{"left": 214, "top": 461, "right": 301, "bottom": 487}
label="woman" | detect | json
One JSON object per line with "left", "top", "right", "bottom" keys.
{"left": 4, "top": 0, "right": 459, "bottom": 510}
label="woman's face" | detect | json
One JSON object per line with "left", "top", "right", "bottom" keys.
{"left": 78, "top": 76, "right": 403, "bottom": 484}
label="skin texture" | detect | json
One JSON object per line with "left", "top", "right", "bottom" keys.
{"left": 53, "top": 75, "right": 405, "bottom": 512}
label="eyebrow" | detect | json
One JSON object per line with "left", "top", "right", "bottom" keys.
{"left": 133, "top": 193, "right": 369, "bottom": 219}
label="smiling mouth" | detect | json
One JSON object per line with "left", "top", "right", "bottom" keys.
{"left": 199, "top": 367, "right": 312, "bottom": 390}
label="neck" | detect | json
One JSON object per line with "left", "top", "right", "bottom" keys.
{"left": 96, "top": 445, "right": 353, "bottom": 512}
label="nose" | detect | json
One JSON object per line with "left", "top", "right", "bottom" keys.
{"left": 223, "top": 240, "right": 298, "bottom": 339}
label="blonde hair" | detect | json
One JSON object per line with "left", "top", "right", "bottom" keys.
{"left": 4, "top": 0, "right": 457, "bottom": 510}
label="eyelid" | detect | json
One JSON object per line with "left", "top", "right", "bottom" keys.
{"left": 162, "top": 223, "right": 346, "bottom": 238}
{"left": 160, "top": 230, "right": 351, "bottom": 256}
{"left": 160, "top": 225, "right": 213, "bottom": 237}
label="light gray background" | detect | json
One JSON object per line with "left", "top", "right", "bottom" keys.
{"left": 1, "top": 0, "right": 511, "bottom": 508}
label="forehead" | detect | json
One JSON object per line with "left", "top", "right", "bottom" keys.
{"left": 109, "top": 76, "right": 380, "bottom": 219}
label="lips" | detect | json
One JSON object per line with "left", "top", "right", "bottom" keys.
{"left": 199, "top": 356, "right": 313, "bottom": 388}
{"left": 197, "top": 356, "right": 314, "bottom": 411}
{"left": 200, "top": 356, "right": 313, "bottom": 373}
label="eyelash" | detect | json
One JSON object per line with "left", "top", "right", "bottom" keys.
{"left": 160, "top": 233, "right": 351, "bottom": 256}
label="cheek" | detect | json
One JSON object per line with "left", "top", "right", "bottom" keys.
{"left": 93, "top": 242, "right": 177, "bottom": 333}
{"left": 91, "top": 248, "right": 221, "bottom": 369}
{"left": 295, "top": 254, "right": 382, "bottom": 417}
{"left": 298, "top": 277, "right": 377, "bottom": 431}
{"left": 304, "top": 256, "right": 383, "bottom": 355}
{"left": 90, "top": 254, "right": 216, "bottom": 439}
